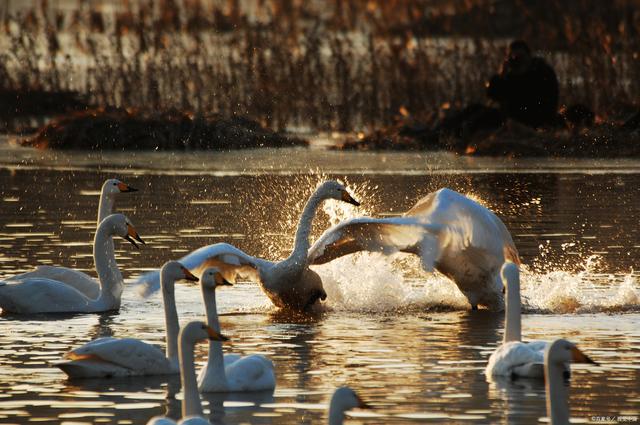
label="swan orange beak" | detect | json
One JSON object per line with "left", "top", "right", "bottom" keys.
{"left": 341, "top": 190, "right": 360, "bottom": 206}
{"left": 206, "top": 326, "right": 229, "bottom": 342}
{"left": 117, "top": 182, "right": 137, "bottom": 192}
{"left": 571, "top": 346, "right": 598, "bottom": 365}
{"left": 124, "top": 223, "right": 145, "bottom": 249}
{"left": 182, "top": 267, "right": 199, "bottom": 282}
{"left": 355, "top": 393, "right": 372, "bottom": 409}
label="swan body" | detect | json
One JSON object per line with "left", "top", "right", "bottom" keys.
{"left": 486, "top": 262, "right": 557, "bottom": 379}
{"left": 308, "top": 188, "right": 519, "bottom": 310}
{"left": 56, "top": 261, "right": 198, "bottom": 378}
{"left": 2, "top": 179, "right": 137, "bottom": 299}
{"left": 544, "top": 339, "right": 597, "bottom": 424}
{"left": 136, "top": 181, "right": 360, "bottom": 310}
{"left": 328, "top": 387, "right": 371, "bottom": 425}
{"left": 146, "top": 321, "right": 228, "bottom": 425}
{"left": 0, "top": 214, "right": 143, "bottom": 314}
{"left": 197, "top": 267, "right": 276, "bottom": 392}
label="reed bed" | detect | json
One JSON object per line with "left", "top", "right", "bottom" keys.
{"left": 1, "top": 0, "right": 638, "bottom": 132}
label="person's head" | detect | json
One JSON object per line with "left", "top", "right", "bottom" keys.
{"left": 506, "top": 40, "right": 532, "bottom": 74}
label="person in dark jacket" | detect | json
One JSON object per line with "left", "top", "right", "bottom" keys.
{"left": 487, "top": 40, "right": 559, "bottom": 128}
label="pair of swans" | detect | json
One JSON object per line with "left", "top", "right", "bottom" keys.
{"left": 0, "top": 179, "right": 139, "bottom": 314}
{"left": 148, "top": 320, "right": 367, "bottom": 425}
{"left": 58, "top": 265, "right": 276, "bottom": 393}
{"left": 137, "top": 185, "right": 518, "bottom": 311}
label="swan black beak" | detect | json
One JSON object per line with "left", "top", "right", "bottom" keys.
{"left": 571, "top": 346, "right": 599, "bottom": 365}
{"left": 220, "top": 278, "right": 233, "bottom": 287}
{"left": 182, "top": 267, "right": 199, "bottom": 282}
{"left": 342, "top": 190, "right": 360, "bottom": 206}
{"left": 117, "top": 182, "right": 138, "bottom": 192}
{"left": 124, "top": 223, "right": 145, "bottom": 249}
{"left": 355, "top": 393, "right": 372, "bottom": 409}
{"left": 206, "top": 326, "right": 229, "bottom": 342}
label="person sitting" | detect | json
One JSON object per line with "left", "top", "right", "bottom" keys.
{"left": 487, "top": 40, "right": 559, "bottom": 128}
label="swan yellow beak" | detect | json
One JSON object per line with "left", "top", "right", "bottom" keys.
{"left": 341, "top": 190, "right": 360, "bottom": 206}
{"left": 124, "top": 223, "right": 145, "bottom": 249}
{"left": 355, "top": 393, "right": 372, "bottom": 409}
{"left": 570, "top": 345, "right": 598, "bottom": 365}
{"left": 181, "top": 267, "right": 199, "bottom": 282}
{"left": 206, "top": 326, "right": 229, "bottom": 342}
{"left": 117, "top": 182, "right": 137, "bottom": 192}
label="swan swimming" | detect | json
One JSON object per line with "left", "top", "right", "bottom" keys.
{"left": 55, "top": 261, "right": 198, "bottom": 378}
{"left": 0, "top": 213, "right": 144, "bottom": 314}
{"left": 328, "top": 386, "right": 371, "bottom": 425}
{"left": 136, "top": 180, "right": 360, "bottom": 311}
{"left": 544, "top": 339, "right": 597, "bottom": 424}
{"left": 307, "top": 188, "right": 520, "bottom": 310}
{"left": 146, "top": 321, "right": 228, "bottom": 425}
{"left": 0, "top": 178, "right": 137, "bottom": 299}
{"left": 485, "top": 262, "right": 552, "bottom": 378}
{"left": 197, "top": 267, "right": 276, "bottom": 392}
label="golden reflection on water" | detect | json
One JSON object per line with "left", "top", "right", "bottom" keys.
{"left": 0, "top": 166, "right": 638, "bottom": 423}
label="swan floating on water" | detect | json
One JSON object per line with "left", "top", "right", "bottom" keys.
{"left": 146, "top": 321, "right": 228, "bottom": 425}
{"left": 136, "top": 180, "right": 360, "bottom": 311}
{"left": 544, "top": 339, "right": 597, "bottom": 424}
{"left": 0, "top": 178, "right": 137, "bottom": 300}
{"left": 328, "top": 386, "right": 371, "bottom": 425}
{"left": 197, "top": 267, "right": 276, "bottom": 392}
{"left": 485, "top": 262, "right": 552, "bottom": 378}
{"left": 0, "top": 213, "right": 144, "bottom": 314}
{"left": 308, "top": 188, "right": 520, "bottom": 310}
{"left": 55, "top": 261, "right": 198, "bottom": 378}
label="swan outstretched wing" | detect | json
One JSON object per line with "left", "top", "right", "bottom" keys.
{"left": 308, "top": 217, "right": 443, "bottom": 271}
{"left": 5, "top": 266, "right": 99, "bottom": 298}
{"left": 135, "top": 243, "right": 262, "bottom": 297}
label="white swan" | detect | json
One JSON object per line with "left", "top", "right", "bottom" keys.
{"left": 197, "top": 267, "right": 276, "bottom": 392}
{"left": 485, "top": 262, "right": 551, "bottom": 378}
{"left": 307, "top": 188, "right": 520, "bottom": 310}
{"left": 0, "top": 178, "right": 137, "bottom": 299}
{"left": 136, "top": 180, "right": 360, "bottom": 311}
{"left": 0, "top": 213, "right": 144, "bottom": 314}
{"left": 55, "top": 261, "right": 198, "bottom": 378}
{"left": 544, "top": 339, "right": 597, "bottom": 424}
{"left": 146, "top": 321, "right": 228, "bottom": 425}
{"left": 328, "top": 386, "right": 371, "bottom": 425}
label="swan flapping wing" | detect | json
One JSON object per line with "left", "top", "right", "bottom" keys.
{"left": 308, "top": 217, "right": 443, "bottom": 272}
{"left": 135, "top": 243, "right": 262, "bottom": 297}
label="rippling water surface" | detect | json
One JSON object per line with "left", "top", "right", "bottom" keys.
{"left": 0, "top": 140, "right": 638, "bottom": 424}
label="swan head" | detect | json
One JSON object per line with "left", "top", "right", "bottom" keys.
{"left": 161, "top": 261, "right": 199, "bottom": 285}
{"left": 500, "top": 261, "right": 519, "bottom": 294}
{"left": 316, "top": 181, "right": 360, "bottom": 206}
{"left": 329, "top": 387, "right": 371, "bottom": 416}
{"left": 102, "top": 178, "right": 137, "bottom": 195}
{"left": 102, "top": 213, "right": 145, "bottom": 249}
{"left": 545, "top": 339, "right": 598, "bottom": 366}
{"left": 200, "top": 267, "right": 233, "bottom": 290}
{"left": 180, "top": 320, "right": 228, "bottom": 344}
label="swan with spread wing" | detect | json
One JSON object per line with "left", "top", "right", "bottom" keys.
{"left": 136, "top": 180, "right": 360, "bottom": 311}
{"left": 308, "top": 188, "right": 520, "bottom": 310}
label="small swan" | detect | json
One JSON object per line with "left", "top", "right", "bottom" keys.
{"left": 544, "top": 339, "right": 597, "bottom": 424}
{"left": 198, "top": 267, "right": 276, "bottom": 392}
{"left": 307, "top": 188, "right": 519, "bottom": 310}
{"left": 136, "top": 180, "right": 360, "bottom": 311}
{"left": 485, "top": 262, "right": 560, "bottom": 379}
{"left": 1, "top": 178, "right": 137, "bottom": 299}
{"left": 55, "top": 261, "right": 198, "bottom": 378}
{"left": 0, "top": 213, "right": 143, "bottom": 314}
{"left": 146, "top": 321, "right": 228, "bottom": 425}
{"left": 328, "top": 386, "right": 371, "bottom": 425}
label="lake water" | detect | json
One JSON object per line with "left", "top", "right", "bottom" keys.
{"left": 0, "top": 138, "right": 638, "bottom": 424}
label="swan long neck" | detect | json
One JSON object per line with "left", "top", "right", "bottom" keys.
{"left": 284, "top": 189, "right": 325, "bottom": 267}
{"left": 545, "top": 359, "right": 569, "bottom": 425}
{"left": 160, "top": 272, "right": 179, "bottom": 364}
{"left": 202, "top": 285, "right": 227, "bottom": 386}
{"left": 97, "top": 191, "right": 115, "bottom": 225}
{"left": 93, "top": 221, "right": 123, "bottom": 307}
{"left": 328, "top": 399, "right": 347, "bottom": 425}
{"left": 179, "top": 334, "right": 204, "bottom": 417}
{"left": 503, "top": 273, "right": 521, "bottom": 343}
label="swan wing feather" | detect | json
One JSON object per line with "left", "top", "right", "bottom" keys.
{"left": 5, "top": 265, "right": 99, "bottom": 298}
{"left": 0, "top": 277, "right": 93, "bottom": 314}
{"left": 225, "top": 354, "right": 276, "bottom": 392}
{"left": 485, "top": 341, "right": 545, "bottom": 377}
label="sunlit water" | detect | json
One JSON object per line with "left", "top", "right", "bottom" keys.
{"left": 0, "top": 139, "right": 638, "bottom": 424}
